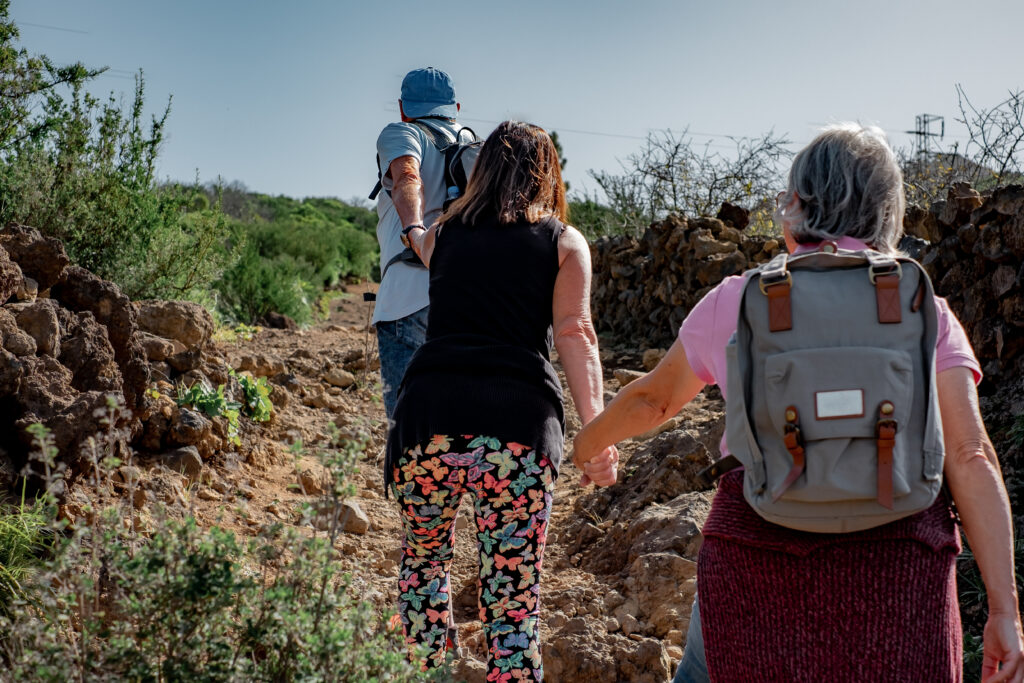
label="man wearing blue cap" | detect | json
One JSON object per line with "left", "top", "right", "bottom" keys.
{"left": 372, "top": 67, "right": 465, "bottom": 422}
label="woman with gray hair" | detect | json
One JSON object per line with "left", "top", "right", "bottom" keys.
{"left": 573, "top": 123, "right": 1023, "bottom": 682}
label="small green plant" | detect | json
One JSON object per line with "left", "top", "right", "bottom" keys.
{"left": 211, "top": 322, "right": 261, "bottom": 345}
{"left": 0, "top": 411, "right": 427, "bottom": 681}
{"left": 175, "top": 381, "right": 236, "bottom": 418}
{"left": 175, "top": 381, "right": 242, "bottom": 446}
{"left": 0, "top": 497, "right": 53, "bottom": 619}
{"left": 235, "top": 372, "right": 273, "bottom": 423}
{"left": 234, "top": 322, "right": 259, "bottom": 341}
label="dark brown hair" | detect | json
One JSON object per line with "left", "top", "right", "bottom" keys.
{"left": 438, "top": 120, "right": 568, "bottom": 227}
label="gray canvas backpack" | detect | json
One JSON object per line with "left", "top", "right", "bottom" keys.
{"left": 717, "top": 245, "right": 944, "bottom": 533}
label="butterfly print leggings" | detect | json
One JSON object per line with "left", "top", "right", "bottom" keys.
{"left": 390, "top": 434, "right": 555, "bottom": 681}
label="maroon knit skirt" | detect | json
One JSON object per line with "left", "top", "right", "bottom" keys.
{"left": 699, "top": 471, "right": 962, "bottom": 683}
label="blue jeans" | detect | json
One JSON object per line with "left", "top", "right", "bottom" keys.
{"left": 673, "top": 594, "right": 709, "bottom": 683}
{"left": 376, "top": 306, "right": 429, "bottom": 421}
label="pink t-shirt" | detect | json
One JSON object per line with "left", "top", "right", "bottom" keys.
{"left": 677, "top": 236, "right": 982, "bottom": 456}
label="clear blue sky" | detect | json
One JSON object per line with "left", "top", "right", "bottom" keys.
{"left": 10, "top": 0, "right": 1024, "bottom": 202}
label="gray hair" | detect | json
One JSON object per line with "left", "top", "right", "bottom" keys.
{"left": 785, "top": 123, "right": 905, "bottom": 254}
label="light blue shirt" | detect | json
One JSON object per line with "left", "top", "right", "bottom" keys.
{"left": 373, "top": 119, "right": 463, "bottom": 324}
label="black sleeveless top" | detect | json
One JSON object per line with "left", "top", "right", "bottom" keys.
{"left": 385, "top": 213, "right": 566, "bottom": 491}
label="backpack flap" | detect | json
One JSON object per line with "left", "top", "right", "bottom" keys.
{"left": 726, "top": 250, "right": 943, "bottom": 533}
{"left": 762, "top": 345, "right": 914, "bottom": 503}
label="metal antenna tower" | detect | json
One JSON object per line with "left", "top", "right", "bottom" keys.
{"left": 905, "top": 114, "right": 945, "bottom": 158}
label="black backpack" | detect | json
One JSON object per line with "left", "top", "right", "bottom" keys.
{"left": 369, "top": 119, "right": 481, "bottom": 209}
{"left": 369, "top": 119, "right": 481, "bottom": 280}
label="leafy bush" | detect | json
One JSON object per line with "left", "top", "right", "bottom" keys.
{"left": 175, "top": 381, "right": 249, "bottom": 446}
{"left": 957, "top": 538, "right": 1024, "bottom": 683}
{"left": 1009, "top": 414, "right": 1024, "bottom": 449}
{"left": 213, "top": 195, "right": 378, "bottom": 325}
{"left": 215, "top": 246, "right": 319, "bottom": 325}
{"left": 568, "top": 195, "right": 637, "bottom": 240}
{"left": 0, "top": 406, "right": 427, "bottom": 682}
{"left": 0, "top": 8, "right": 233, "bottom": 302}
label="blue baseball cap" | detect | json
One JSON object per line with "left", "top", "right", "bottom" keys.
{"left": 400, "top": 67, "right": 458, "bottom": 119}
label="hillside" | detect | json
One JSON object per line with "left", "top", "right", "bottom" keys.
{"left": 0, "top": 183, "right": 1022, "bottom": 680}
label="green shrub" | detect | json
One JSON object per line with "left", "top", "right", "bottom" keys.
{"left": 1009, "top": 414, "right": 1024, "bottom": 448}
{"left": 0, "top": 10, "right": 232, "bottom": 303}
{"left": 175, "top": 381, "right": 246, "bottom": 446}
{"left": 957, "top": 539, "right": 1024, "bottom": 682}
{"left": 0, "top": 497, "right": 52, "bottom": 619}
{"left": 213, "top": 198, "right": 378, "bottom": 324}
{"left": 0, "top": 410, "right": 429, "bottom": 682}
{"left": 215, "top": 245, "right": 319, "bottom": 325}
{"left": 568, "top": 195, "right": 642, "bottom": 240}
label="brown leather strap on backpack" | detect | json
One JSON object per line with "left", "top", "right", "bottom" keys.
{"left": 759, "top": 255, "right": 793, "bottom": 332}
{"left": 764, "top": 281, "right": 793, "bottom": 332}
{"left": 867, "top": 256, "right": 903, "bottom": 324}
{"left": 773, "top": 405, "right": 805, "bottom": 501}
{"left": 876, "top": 401, "right": 897, "bottom": 509}
{"left": 874, "top": 274, "right": 902, "bottom": 324}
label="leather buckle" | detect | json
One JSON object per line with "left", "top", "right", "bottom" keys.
{"left": 868, "top": 261, "right": 902, "bottom": 284}
{"left": 759, "top": 271, "right": 792, "bottom": 295}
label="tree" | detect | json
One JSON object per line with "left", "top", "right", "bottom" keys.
{"left": 0, "top": 6, "right": 231, "bottom": 301}
{"left": 588, "top": 128, "right": 791, "bottom": 234}
{"left": 955, "top": 84, "right": 1024, "bottom": 186}
{"left": 0, "top": 0, "right": 102, "bottom": 154}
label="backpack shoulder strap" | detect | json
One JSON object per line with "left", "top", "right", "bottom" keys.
{"left": 369, "top": 152, "right": 385, "bottom": 200}
{"left": 380, "top": 247, "right": 426, "bottom": 281}
{"left": 410, "top": 119, "right": 455, "bottom": 150}
{"left": 370, "top": 120, "right": 456, "bottom": 200}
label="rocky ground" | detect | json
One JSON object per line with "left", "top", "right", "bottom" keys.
{"left": 10, "top": 182, "right": 1019, "bottom": 680}
{"left": 0, "top": 223, "right": 719, "bottom": 681}
{"left": 145, "top": 282, "right": 721, "bottom": 682}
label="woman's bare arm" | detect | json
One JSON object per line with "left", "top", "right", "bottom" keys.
{"left": 573, "top": 339, "right": 705, "bottom": 467}
{"left": 939, "top": 366, "right": 1023, "bottom": 682}
{"left": 407, "top": 223, "right": 437, "bottom": 267}
{"left": 552, "top": 225, "right": 602, "bottom": 425}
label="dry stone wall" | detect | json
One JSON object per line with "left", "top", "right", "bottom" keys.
{"left": 589, "top": 183, "right": 1024, "bottom": 538}
{"left": 591, "top": 212, "right": 782, "bottom": 349}
{"left": 590, "top": 185, "right": 1024, "bottom": 390}
{"left": 906, "top": 183, "right": 1024, "bottom": 386}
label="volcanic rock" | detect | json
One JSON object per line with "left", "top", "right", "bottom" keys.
{"left": 135, "top": 299, "right": 214, "bottom": 350}
{"left": 0, "top": 224, "right": 70, "bottom": 290}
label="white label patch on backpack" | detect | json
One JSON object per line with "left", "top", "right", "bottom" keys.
{"left": 815, "top": 389, "right": 864, "bottom": 420}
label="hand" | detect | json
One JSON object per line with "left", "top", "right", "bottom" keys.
{"left": 579, "top": 445, "right": 618, "bottom": 488}
{"left": 982, "top": 612, "right": 1024, "bottom": 682}
{"left": 571, "top": 429, "right": 599, "bottom": 471}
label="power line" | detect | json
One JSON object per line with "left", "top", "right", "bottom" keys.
{"left": 806, "top": 120, "right": 968, "bottom": 141}
{"left": 383, "top": 105, "right": 806, "bottom": 149}
{"left": 18, "top": 21, "right": 89, "bottom": 34}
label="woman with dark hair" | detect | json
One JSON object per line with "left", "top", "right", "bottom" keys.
{"left": 387, "top": 120, "right": 618, "bottom": 680}
{"left": 574, "top": 123, "right": 1023, "bottom": 682}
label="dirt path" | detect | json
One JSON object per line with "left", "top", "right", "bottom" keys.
{"left": 180, "top": 282, "right": 706, "bottom": 681}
